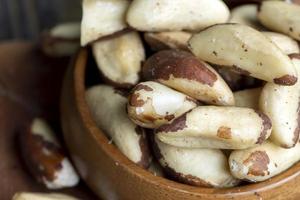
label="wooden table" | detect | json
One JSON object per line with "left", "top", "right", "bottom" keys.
{"left": 0, "top": 41, "right": 96, "bottom": 200}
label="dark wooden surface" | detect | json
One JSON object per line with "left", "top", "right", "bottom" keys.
{"left": 0, "top": 41, "right": 96, "bottom": 200}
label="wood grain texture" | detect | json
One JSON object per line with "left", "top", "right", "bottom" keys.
{"left": 0, "top": 42, "right": 96, "bottom": 200}
{"left": 61, "top": 48, "right": 300, "bottom": 200}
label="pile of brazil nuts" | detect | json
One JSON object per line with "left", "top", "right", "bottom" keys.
{"left": 82, "top": 0, "right": 300, "bottom": 188}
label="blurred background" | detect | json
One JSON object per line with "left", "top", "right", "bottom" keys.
{"left": 0, "top": 0, "right": 81, "bottom": 40}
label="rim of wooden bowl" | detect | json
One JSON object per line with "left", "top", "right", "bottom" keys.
{"left": 72, "top": 48, "right": 300, "bottom": 198}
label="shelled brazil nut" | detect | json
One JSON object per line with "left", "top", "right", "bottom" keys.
{"left": 127, "top": 81, "right": 198, "bottom": 128}
{"left": 41, "top": 22, "right": 80, "bottom": 57}
{"left": 155, "top": 106, "right": 272, "bottom": 149}
{"left": 81, "top": 0, "right": 130, "bottom": 46}
{"left": 86, "top": 85, "right": 151, "bottom": 168}
{"left": 259, "top": 54, "right": 300, "bottom": 148}
{"left": 234, "top": 88, "right": 262, "bottom": 109}
{"left": 13, "top": 192, "right": 79, "bottom": 200}
{"left": 153, "top": 136, "right": 239, "bottom": 188}
{"left": 229, "top": 141, "right": 300, "bottom": 182}
{"left": 229, "top": 4, "right": 265, "bottom": 30}
{"left": 142, "top": 50, "right": 235, "bottom": 105}
{"left": 92, "top": 31, "right": 145, "bottom": 88}
{"left": 144, "top": 32, "right": 192, "bottom": 51}
{"left": 19, "top": 118, "right": 79, "bottom": 189}
{"left": 126, "top": 0, "right": 230, "bottom": 32}
{"left": 262, "top": 32, "right": 300, "bottom": 55}
{"left": 258, "top": 1, "right": 300, "bottom": 41}
{"left": 188, "top": 23, "right": 298, "bottom": 85}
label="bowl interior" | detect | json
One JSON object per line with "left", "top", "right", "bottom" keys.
{"left": 74, "top": 48, "right": 300, "bottom": 197}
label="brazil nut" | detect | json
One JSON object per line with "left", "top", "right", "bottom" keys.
{"left": 142, "top": 50, "right": 234, "bottom": 105}
{"left": 189, "top": 23, "right": 298, "bottom": 85}
{"left": 92, "top": 31, "right": 145, "bottom": 88}
{"left": 153, "top": 136, "right": 239, "bottom": 188}
{"left": 234, "top": 88, "right": 262, "bottom": 109}
{"left": 127, "top": 81, "right": 197, "bottom": 128}
{"left": 262, "top": 31, "right": 300, "bottom": 55}
{"left": 19, "top": 118, "right": 79, "bottom": 189}
{"left": 126, "top": 0, "right": 230, "bottom": 32}
{"left": 258, "top": 1, "right": 300, "bottom": 41}
{"left": 155, "top": 106, "right": 272, "bottom": 149}
{"left": 144, "top": 31, "right": 191, "bottom": 51}
{"left": 86, "top": 85, "right": 151, "bottom": 168}
{"left": 259, "top": 54, "right": 300, "bottom": 148}
{"left": 81, "top": 0, "right": 130, "bottom": 46}
{"left": 229, "top": 141, "right": 300, "bottom": 182}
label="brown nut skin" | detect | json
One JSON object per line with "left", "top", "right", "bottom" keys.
{"left": 127, "top": 81, "right": 198, "bottom": 128}
{"left": 290, "top": 0, "right": 300, "bottom": 5}
{"left": 229, "top": 141, "right": 300, "bottom": 182}
{"left": 19, "top": 118, "right": 79, "bottom": 189}
{"left": 152, "top": 136, "right": 240, "bottom": 188}
{"left": 142, "top": 50, "right": 234, "bottom": 105}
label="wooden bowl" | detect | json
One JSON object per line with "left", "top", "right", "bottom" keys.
{"left": 61, "top": 48, "right": 300, "bottom": 200}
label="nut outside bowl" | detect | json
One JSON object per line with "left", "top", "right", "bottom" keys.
{"left": 60, "top": 48, "right": 300, "bottom": 200}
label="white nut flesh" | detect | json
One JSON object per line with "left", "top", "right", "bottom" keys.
{"left": 155, "top": 106, "right": 272, "bottom": 149}
{"left": 229, "top": 141, "right": 300, "bottom": 182}
{"left": 258, "top": 1, "right": 300, "bottom": 41}
{"left": 86, "top": 85, "right": 151, "bottom": 168}
{"left": 12, "top": 192, "right": 79, "bottom": 200}
{"left": 259, "top": 54, "right": 300, "bottom": 148}
{"left": 189, "top": 23, "right": 298, "bottom": 85}
{"left": 19, "top": 118, "right": 79, "bottom": 189}
{"left": 92, "top": 31, "right": 145, "bottom": 87}
{"left": 127, "top": 81, "right": 197, "bottom": 128}
{"left": 234, "top": 87, "right": 262, "bottom": 109}
{"left": 262, "top": 31, "right": 300, "bottom": 55}
{"left": 142, "top": 50, "right": 234, "bottom": 105}
{"left": 81, "top": 0, "right": 130, "bottom": 46}
{"left": 229, "top": 4, "right": 265, "bottom": 30}
{"left": 126, "top": 0, "right": 230, "bottom": 32}
{"left": 153, "top": 136, "right": 239, "bottom": 188}
{"left": 144, "top": 31, "right": 192, "bottom": 51}
{"left": 51, "top": 22, "right": 81, "bottom": 39}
